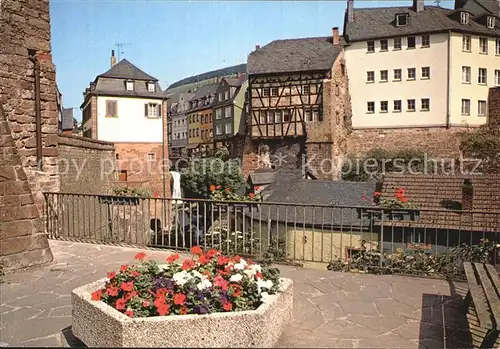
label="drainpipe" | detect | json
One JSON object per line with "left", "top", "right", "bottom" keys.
{"left": 446, "top": 30, "right": 451, "bottom": 129}
{"left": 28, "top": 49, "right": 43, "bottom": 169}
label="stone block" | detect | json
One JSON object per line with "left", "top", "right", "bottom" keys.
{"left": 0, "top": 219, "right": 38, "bottom": 239}
{"left": 72, "top": 277, "right": 294, "bottom": 348}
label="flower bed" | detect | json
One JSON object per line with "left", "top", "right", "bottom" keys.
{"left": 71, "top": 247, "right": 293, "bottom": 347}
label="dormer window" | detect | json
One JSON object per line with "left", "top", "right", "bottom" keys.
{"left": 126, "top": 80, "right": 134, "bottom": 91}
{"left": 460, "top": 12, "right": 469, "bottom": 25}
{"left": 147, "top": 82, "right": 155, "bottom": 92}
{"left": 487, "top": 16, "right": 495, "bottom": 29}
{"left": 396, "top": 13, "right": 409, "bottom": 27}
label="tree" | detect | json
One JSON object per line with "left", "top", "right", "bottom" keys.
{"left": 180, "top": 147, "right": 245, "bottom": 198}
{"left": 459, "top": 125, "right": 500, "bottom": 173}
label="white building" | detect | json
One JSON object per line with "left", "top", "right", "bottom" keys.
{"left": 343, "top": 0, "right": 500, "bottom": 129}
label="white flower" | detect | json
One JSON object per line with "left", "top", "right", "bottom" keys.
{"left": 229, "top": 274, "right": 243, "bottom": 283}
{"left": 234, "top": 259, "right": 248, "bottom": 270}
{"left": 196, "top": 278, "right": 212, "bottom": 291}
{"left": 256, "top": 279, "right": 274, "bottom": 294}
{"left": 190, "top": 270, "right": 203, "bottom": 280}
{"left": 250, "top": 264, "right": 262, "bottom": 273}
{"left": 243, "top": 268, "right": 256, "bottom": 278}
{"left": 261, "top": 292, "right": 270, "bottom": 303}
{"left": 172, "top": 271, "right": 192, "bottom": 286}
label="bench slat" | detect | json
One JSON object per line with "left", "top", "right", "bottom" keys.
{"left": 474, "top": 263, "right": 500, "bottom": 330}
{"left": 464, "top": 262, "right": 493, "bottom": 329}
{"left": 485, "top": 264, "right": 500, "bottom": 297}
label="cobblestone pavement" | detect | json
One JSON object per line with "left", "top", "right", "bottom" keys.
{"left": 0, "top": 240, "right": 474, "bottom": 348}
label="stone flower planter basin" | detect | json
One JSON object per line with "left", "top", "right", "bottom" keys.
{"left": 71, "top": 277, "right": 293, "bottom": 348}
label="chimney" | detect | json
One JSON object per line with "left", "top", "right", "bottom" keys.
{"left": 462, "top": 179, "right": 474, "bottom": 211}
{"left": 111, "top": 50, "right": 117, "bottom": 68}
{"left": 413, "top": 0, "right": 424, "bottom": 12}
{"left": 332, "top": 27, "right": 340, "bottom": 46}
{"left": 347, "top": 0, "right": 354, "bottom": 23}
{"left": 255, "top": 44, "right": 260, "bottom": 50}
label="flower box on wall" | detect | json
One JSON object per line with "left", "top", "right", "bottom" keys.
{"left": 71, "top": 276, "right": 293, "bottom": 348}
{"left": 357, "top": 208, "right": 420, "bottom": 222}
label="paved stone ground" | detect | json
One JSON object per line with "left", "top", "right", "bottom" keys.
{"left": 0, "top": 240, "right": 476, "bottom": 348}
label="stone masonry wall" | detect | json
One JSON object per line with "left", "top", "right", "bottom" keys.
{"left": 58, "top": 134, "right": 116, "bottom": 194}
{"left": 0, "top": 104, "right": 53, "bottom": 270}
{"left": 0, "top": 0, "right": 60, "bottom": 214}
{"left": 488, "top": 87, "right": 500, "bottom": 130}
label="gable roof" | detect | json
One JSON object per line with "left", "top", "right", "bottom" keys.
{"left": 475, "top": 0, "right": 500, "bottom": 15}
{"left": 344, "top": 5, "right": 500, "bottom": 42}
{"left": 186, "top": 83, "right": 220, "bottom": 112}
{"left": 248, "top": 36, "right": 343, "bottom": 75}
{"left": 98, "top": 59, "right": 158, "bottom": 81}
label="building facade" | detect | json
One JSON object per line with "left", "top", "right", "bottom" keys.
{"left": 81, "top": 53, "right": 168, "bottom": 185}
{"left": 168, "top": 92, "right": 192, "bottom": 158}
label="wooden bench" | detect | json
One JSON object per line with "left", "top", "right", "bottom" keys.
{"left": 463, "top": 262, "right": 500, "bottom": 348}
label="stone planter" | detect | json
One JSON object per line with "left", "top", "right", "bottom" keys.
{"left": 71, "top": 277, "right": 293, "bottom": 348}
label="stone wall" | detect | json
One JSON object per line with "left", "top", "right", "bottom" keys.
{"left": 0, "top": 104, "right": 53, "bottom": 270}
{"left": 488, "top": 87, "right": 500, "bottom": 130}
{"left": 58, "top": 134, "right": 116, "bottom": 194}
{"left": 0, "top": 0, "right": 60, "bottom": 214}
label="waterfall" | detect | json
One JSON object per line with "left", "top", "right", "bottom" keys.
{"left": 170, "top": 171, "right": 182, "bottom": 204}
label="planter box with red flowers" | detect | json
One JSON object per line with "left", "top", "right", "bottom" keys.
{"left": 357, "top": 189, "right": 420, "bottom": 222}
{"left": 71, "top": 248, "right": 293, "bottom": 348}
{"left": 209, "top": 185, "right": 262, "bottom": 212}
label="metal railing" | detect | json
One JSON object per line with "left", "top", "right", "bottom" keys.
{"left": 43, "top": 192, "right": 500, "bottom": 268}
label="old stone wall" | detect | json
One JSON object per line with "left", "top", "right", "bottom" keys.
{"left": 58, "top": 134, "right": 116, "bottom": 194}
{"left": 0, "top": 0, "right": 60, "bottom": 214}
{"left": 488, "top": 87, "right": 500, "bottom": 130}
{"left": 0, "top": 104, "right": 53, "bottom": 270}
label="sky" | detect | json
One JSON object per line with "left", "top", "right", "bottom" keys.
{"left": 50, "top": 0, "right": 454, "bottom": 119}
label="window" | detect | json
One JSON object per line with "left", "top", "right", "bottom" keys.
{"left": 216, "top": 125, "right": 222, "bottom": 135}
{"left": 305, "top": 109, "right": 312, "bottom": 121}
{"left": 262, "top": 88, "right": 270, "bottom": 97}
{"left": 396, "top": 13, "right": 408, "bottom": 27}
{"left": 421, "top": 98, "right": 430, "bottom": 111}
{"left": 366, "top": 71, "right": 375, "bottom": 83}
{"left": 394, "top": 38, "right": 402, "bottom": 50}
{"left": 367, "top": 101, "right": 375, "bottom": 113}
{"left": 216, "top": 109, "right": 222, "bottom": 119}
{"left": 393, "top": 100, "right": 402, "bottom": 112}
{"left": 312, "top": 109, "right": 320, "bottom": 121}
{"left": 145, "top": 103, "right": 160, "bottom": 118}
{"left": 126, "top": 81, "right": 134, "bottom": 91}
{"left": 147, "top": 153, "right": 155, "bottom": 161}
{"left": 421, "top": 35, "right": 430, "bottom": 47}
{"left": 393, "top": 69, "right": 402, "bottom": 81}
{"left": 189, "top": 129, "right": 192, "bottom": 137}
{"left": 462, "top": 35, "right": 471, "bottom": 52}
{"left": 267, "top": 111, "right": 275, "bottom": 124}
{"left": 367, "top": 41, "right": 375, "bottom": 52}
{"left": 497, "top": 39, "right": 500, "bottom": 55}
{"left": 196, "top": 128, "right": 199, "bottom": 137}
{"left": 380, "top": 70, "right": 388, "bottom": 82}
{"left": 271, "top": 87, "right": 279, "bottom": 97}
{"left": 224, "top": 91, "right": 230, "bottom": 100}
{"left": 380, "top": 101, "right": 388, "bottom": 113}
{"left": 380, "top": 39, "right": 388, "bottom": 51}
{"left": 495, "top": 70, "right": 500, "bottom": 86}
{"left": 479, "top": 37, "right": 488, "bottom": 54}
{"left": 478, "top": 68, "right": 487, "bottom": 84}
{"left": 225, "top": 123, "right": 232, "bottom": 134}
{"left": 147, "top": 82, "right": 155, "bottom": 92}
{"left": 407, "top": 36, "right": 416, "bottom": 49}
{"left": 478, "top": 101, "right": 487, "bottom": 116}
{"left": 275, "top": 110, "right": 282, "bottom": 123}
{"left": 407, "top": 68, "right": 416, "bottom": 80}
{"left": 407, "top": 99, "right": 415, "bottom": 112}
{"left": 460, "top": 11, "right": 469, "bottom": 25}
{"left": 259, "top": 111, "right": 266, "bottom": 124}
{"left": 462, "top": 66, "right": 471, "bottom": 83}
{"left": 105, "top": 100, "right": 118, "bottom": 117}
{"left": 421, "top": 67, "right": 430, "bottom": 79}
{"left": 225, "top": 106, "right": 232, "bottom": 118}
{"left": 283, "top": 110, "right": 291, "bottom": 122}
{"left": 487, "top": 16, "right": 495, "bottom": 29}
{"left": 461, "top": 99, "right": 471, "bottom": 115}
{"left": 302, "top": 85, "right": 310, "bottom": 94}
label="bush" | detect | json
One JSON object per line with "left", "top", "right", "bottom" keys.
{"left": 90, "top": 248, "right": 282, "bottom": 318}
{"left": 459, "top": 125, "right": 500, "bottom": 173}
{"left": 110, "top": 187, "right": 152, "bottom": 198}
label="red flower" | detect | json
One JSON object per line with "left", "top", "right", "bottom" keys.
{"left": 179, "top": 306, "right": 188, "bottom": 315}
{"left": 254, "top": 186, "right": 261, "bottom": 191}
{"left": 225, "top": 187, "right": 231, "bottom": 193}
{"left": 215, "top": 185, "right": 221, "bottom": 190}
{"left": 107, "top": 285, "right": 119, "bottom": 297}
{"left": 174, "top": 293, "right": 186, "bottom": 305}
{"left": 125, "top": 309, "right": 134, "bottom": 317}
{"left": 115, "top": 298, "right": 126, "bottom": 310}
{"left": 120, "top": 265, "right": 129, "bottom": 272}
{"left": 209, "top": 184, "right": 216, "bottom": 192}
{"left": 130, "top": 271, "right": 141, "bottom": 278}
{"left": 135, "top": 252, "right": 146, "bottom": 260}
{"left": 121, "top": 282, "right": 134, "bottom": 292}
{"left": 198, "top": 255, "right": 209, "bottom": 264}
{"left": 230, "top": 284, "right": 242, "bottom": 297}
{"left": 217, "top": 256, "right": 228, "bottom": 265}
{"left": 182, "top": 260, "right": 195, "bottom": 271}
{"left": 248, "top": 192, "right": 255, "bottom": 198}
{"left": 246, "top": 258, "right": 254, "bottom": 265}
{"left": 124, "top": 291, "right": 138, "bottom": 301}
{"left": 107, "top": 271, "right": 117, "bottom": 280}
{"left": 202, "top": 270, "right": 212, "bottom": 279}
{"left": 167, "top": 253, "right": 180, "bottom": 263}
{"left": 214, "top": 275, "right": 228, "bottom": 291}
{"left": 401, "top": 197, "right": 408, "bottom": 203}
{"left": 206, "top": 249, "right": 219, "bottom": 258}
{"left": 361, "top": 194, "right": 368, "bottom": 201}
{"left": 255, "top": 272, "right": 263, "bottom": 280}
{"left": 154, "top": 296, "right": 166, "bottom": 308}
{"left": 157, "top": 303, "right": 170, "bottom": 316}
{"left": 153, "top": 192, "right": 160, "bottom": 198}
{"left": 234, "top": 255, "right": 242, "bottom": 262}
{"left": 191, "top": 245, "right": 203, "bottom": 256}
{"left": 222, "top": 302, "right": 233, "bottom": 311}
{"left": 143, "top": 300, "right": 151, "bottom": 307}
{"left": 373, "top": 192, "right": 381, "bottom": 197}
{"left": 91, "top": 290, "right": 102, "bottom": 301}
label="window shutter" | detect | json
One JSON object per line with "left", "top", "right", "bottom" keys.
{"left": 145, "top": 104, "right": 149, "bottom": 117}
{"left": 113, "top": 101, "right": 117, "bottom": 116}
{"left": 157, "top": 104, "right": 162, "bottom": 117}
{"left": 106, "top": 101, "right": 110, "bottom": 117}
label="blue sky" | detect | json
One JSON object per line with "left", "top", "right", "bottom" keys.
{"left": 50, "top": 0, "right": 454, "bottom": 117}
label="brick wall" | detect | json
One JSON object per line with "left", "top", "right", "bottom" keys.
{"left": 58, "top": 134, "right": 115, "bottom": 194}
{"left": 488, "top": 87, "right": 500, "bottom": 130}
{"left": 0, "top": 104, "right": 53, "bottom": 270}
{"left": 0, "top": 0, "right": 60, "bottom": 214}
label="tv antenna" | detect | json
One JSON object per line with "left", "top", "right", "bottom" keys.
{"left": 115, "top": 42, "right": 132, "bottom": 61}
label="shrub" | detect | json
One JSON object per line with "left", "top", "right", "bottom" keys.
{"left": 90, "top": 248, "right": 282, "bottom": 318}
{"left": 459, "top": 125, "right": 500, "bottom": 173}
{"left": 110, "top": 187, "right": 152, "bottom": 198}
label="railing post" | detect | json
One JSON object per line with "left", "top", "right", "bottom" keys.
{"left": 380, "top": 208, "right": 384, "bottom": 268}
